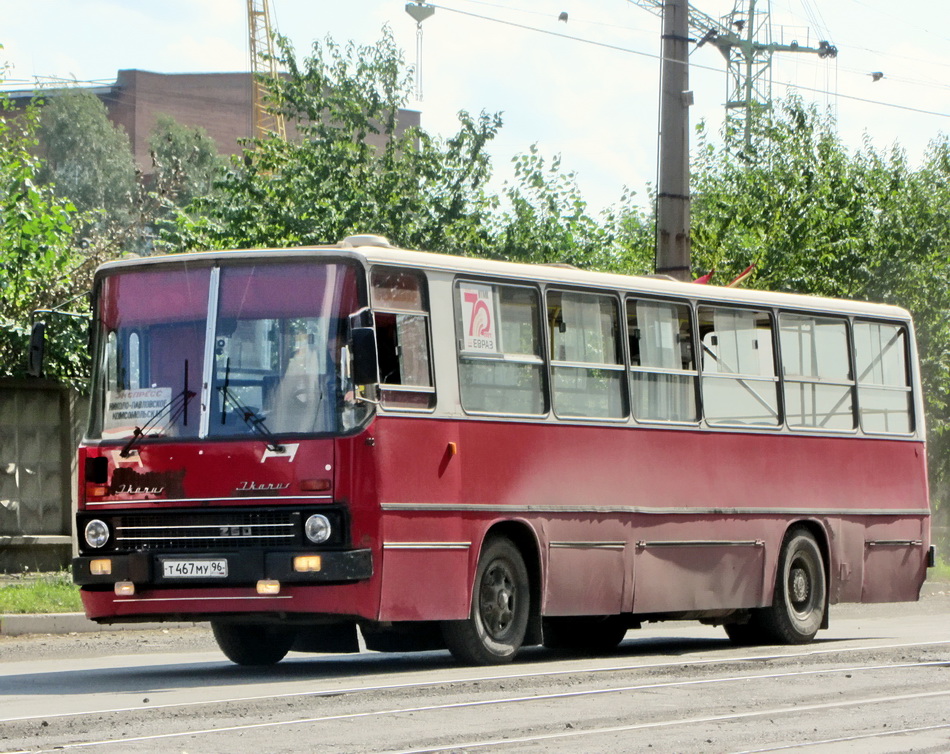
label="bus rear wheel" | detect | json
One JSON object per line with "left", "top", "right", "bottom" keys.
{"left": 211, "top": 621, "right": 297, "bottom": 666}
{"left": 442, "top": 537, "right": 530, "bottom": 665}
{"left": 726, "top": 528, "right": 826, "bottom": 646}
{"left": 761, "top": 528, "right": 827, "bottom": 643}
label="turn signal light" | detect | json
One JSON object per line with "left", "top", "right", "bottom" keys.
{"left": 90, "top": 559, "right": 112, "bottom": 576}
{"left": 85, "top": 484, "right": 109, "bottom": 499}
{"left": 114, "top": 581, "right": 135, "bottom": 596}
{"left": 256, "top": 580, "right": 281, "bottom": 595}
{"left": 300, "top": 478, "right": 331, "bottom": 492}
{"left": 293, "top": 555, "right": 322, "bottom": 573}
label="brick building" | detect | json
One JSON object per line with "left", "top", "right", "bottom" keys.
{"left": 7, "top": 69, "right": 421, "bottom": 175}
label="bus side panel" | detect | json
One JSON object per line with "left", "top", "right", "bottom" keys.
{"left": 539, "top": 516, "right": 630, "bottom": 616}
{"left": 370, "top": 417, "right": 471, "bottom": 621}
{"left": 366, "top": 415, "right": 928, "bottom": 619}
{"left": 861, "top": 518, "right": 930, "bottom": 602}
{"left": 378, "top": 506, "right": 473, "bottom": 622}
{"left": 827, "top": 519, "right": 867, "bottom": 604}
{"left": 630, "top": 517, "right": 770, "bottom": 613}
{"left": 542, "top": 544, "right": 626, "bottom": 616}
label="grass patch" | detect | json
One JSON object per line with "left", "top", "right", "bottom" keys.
{"left": 929, "top": 555, "right": 950, "bottom": 584}
{"left": 0, "top": 572, "right": 83, "bottom": 614}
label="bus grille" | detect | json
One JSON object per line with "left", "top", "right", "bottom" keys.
{"left": 112, "top": 511, "right": 298, "bottom": 550}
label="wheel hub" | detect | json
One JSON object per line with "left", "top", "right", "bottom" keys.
{"left": 790, "top": 566, "right": 809, "bottom": 604}
{"left": 480, "top": 564, "right": 515, "bottom": 637}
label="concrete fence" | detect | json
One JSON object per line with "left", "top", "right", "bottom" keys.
{"left": 0, "top": 379, "right": 86, "bottom": 572}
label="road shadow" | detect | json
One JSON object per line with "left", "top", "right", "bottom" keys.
{"left": 0, "top": 629, "right": 863, "bottom": 700}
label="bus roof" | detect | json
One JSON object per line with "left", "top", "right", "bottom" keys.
{"left": 99, "top": 238, "right": 912, "bottom": 321}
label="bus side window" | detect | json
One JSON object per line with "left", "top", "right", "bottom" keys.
{"left": 698, "top": 306, "right": 780, "bottom": 426}
{"left": 547, "top": 290, "right": 627, "bottom": 420}
{"left": 627, "top": 299, "right": 697, "bottom": 422}
{"left": 370, "top": 267, "right": 436, "bottom": 410}
{"left": 456, "top": 281, "right": 546, "bottom": 416}
{"left": 779, "top": 313, "right": 855, "bottom": 431}
{"left": 853, "top": 321, "right": 913, "bottom": 434}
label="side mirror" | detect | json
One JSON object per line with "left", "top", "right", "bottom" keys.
{"left": 27, "top": 321, "right": 46, "bottom": 378}
{"left": 350, "top": 327, "right": 379, "bottom": 386}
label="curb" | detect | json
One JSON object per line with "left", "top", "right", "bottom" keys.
{"left": 0, "top": 613, "right": 201, "bottom": 636}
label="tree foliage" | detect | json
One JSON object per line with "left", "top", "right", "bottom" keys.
{"left": 494, "top": 145, "right": 653, "bottom": 272}
{"left": 0, "top": 97, "right": 99, "bottom": 387}
{"left": 36, "top": 89, "right": 137, "bottom": 224}
{"left": 161, "top": 29, "right": 499, "bottom": 256}
{"left": 160, "top": 28, "right": 646, "bottom": 268}
{"left": 149, "top": 113, "right": 224, "bottom": 209}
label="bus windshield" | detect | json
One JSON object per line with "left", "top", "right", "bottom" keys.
{"left": 88, "top": 259, "right": 368, "bottom": 441}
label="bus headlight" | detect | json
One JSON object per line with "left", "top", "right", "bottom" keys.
{"left": 304, "top": 514, "right": 331, "bottom": 544}
{"left": 84, "top": 519, "right": 110, "bottom": 549}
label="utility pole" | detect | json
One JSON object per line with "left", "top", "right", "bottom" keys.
{"left": 655, "top": 0, "right": 692, "bottom": 281}
{"left": 629, "top": 0, "right": 837, "bottom": 153}
{"left": 716, "top": 0, "right": 836, "bottom": 150}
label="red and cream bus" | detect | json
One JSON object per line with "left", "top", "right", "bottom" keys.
{"left": 70, "top": 235, "right": 934, "bottom": 665}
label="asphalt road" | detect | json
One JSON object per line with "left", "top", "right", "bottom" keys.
{"left": 0, "top": 587, "right": 948, "bottom": 753}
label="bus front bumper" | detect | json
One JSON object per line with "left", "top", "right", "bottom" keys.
{"left": 73, "top": 548, "right": 373, "bottom": 587}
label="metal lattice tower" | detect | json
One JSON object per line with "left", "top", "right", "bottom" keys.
{"left": 247, "top": 0, "right": 287, "bottom": 140}
{"left": 630, "top": 0, "right": 837, "bottom": 150}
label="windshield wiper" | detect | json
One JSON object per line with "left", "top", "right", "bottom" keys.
{"left": 217, "top": 358, "right": 284, "bottom": 452}
{"left": 120, "top": 361, "right": 196, "bottom": 457}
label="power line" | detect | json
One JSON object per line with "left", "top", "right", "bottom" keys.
{"left": 425, "top": 2, "right": 671, "bottom": 64}
{"left": 425, "top": 1, "right": 950, "bottom": 121}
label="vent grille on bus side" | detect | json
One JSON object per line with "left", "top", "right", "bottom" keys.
{"left": 112, "top": 511, "right": 297, "bottom": 550}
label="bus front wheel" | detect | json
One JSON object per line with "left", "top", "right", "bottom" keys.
{"left": 442, "top": 537, "right": 530, "bottom": 665}
{"left": 211, "top": 621, "right": 297, "bottom": 666}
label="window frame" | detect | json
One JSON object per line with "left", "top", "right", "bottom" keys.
{"left": 697, "top": 304, "right": 782, "bottom": 429}
{"left": 625, "top": 295, "right": 700, "bottom": 425}
{"left": 370, "top": 266, "right": 437, "bottom": 413}
{"left": 546, "top": 287, "right": 628, "bottom": 422}
{"left": 852, "top": 318, "right": 915, "bottom": 436}
{"left": 454, "top": 278, "right": 548, "bottom": 418}
{"left": 777, "top": 311, "right": 858, "bottom": 433}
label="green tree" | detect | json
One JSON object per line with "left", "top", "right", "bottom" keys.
{"left": 0, "top": 97, "right": 97, "bottom": 387}
{"left": 149, "top": 113, "right": 224, "bottom": 208}
{"left": 494, "top": 145, "right": 653, "bottom": 273}
{"left": 162, "top": 28, "right": 654, "bottom": 274}
{"left": 162, "top": 29, "right": 500, "bottom": 256}
{"left": 690, "top": 99, "right": 884, "bottom": 297}
{"left": 36, "top": 88, "right": 137, "bottom": 224}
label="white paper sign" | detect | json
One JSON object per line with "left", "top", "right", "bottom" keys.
{"left": 104, "top": 387, "right": 173, "bottom": 434}
{"left": 459, "top": 283, "right": 497, "bottom": 353}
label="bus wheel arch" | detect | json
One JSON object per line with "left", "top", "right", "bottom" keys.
{"left": 486, "top": 520, "right": 543, "bottom": 645}
{"left": 792, "top": 519, "right": 832, "bottom": 629}
{"left": 442, "top": 521, "right": 542, "bottom": 664}
{"left": 726, "top": 521, "right": 830, "bottom": 646}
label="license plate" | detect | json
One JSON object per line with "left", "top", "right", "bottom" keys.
{"left": 161, "top": 558, "right": 228, "bottom": 578}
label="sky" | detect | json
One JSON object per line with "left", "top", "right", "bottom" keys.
{"left": 4, "top": 0, "right": 950, "bottom": 213}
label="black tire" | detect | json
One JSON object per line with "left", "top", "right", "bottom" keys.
{"left": 442, "top": 537, "right": 530, "bottom": 665}
{"left": 211, "top": 622, "right": 297, "bottom": 666}
{"left": 757, "top": 528, "right": 826, "bottom": 644}
{"left": 543, "top": 615, "right": 628, "bottom": 653}
{"left": 723, "top": 618, "right": 759, "bottom": 646}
